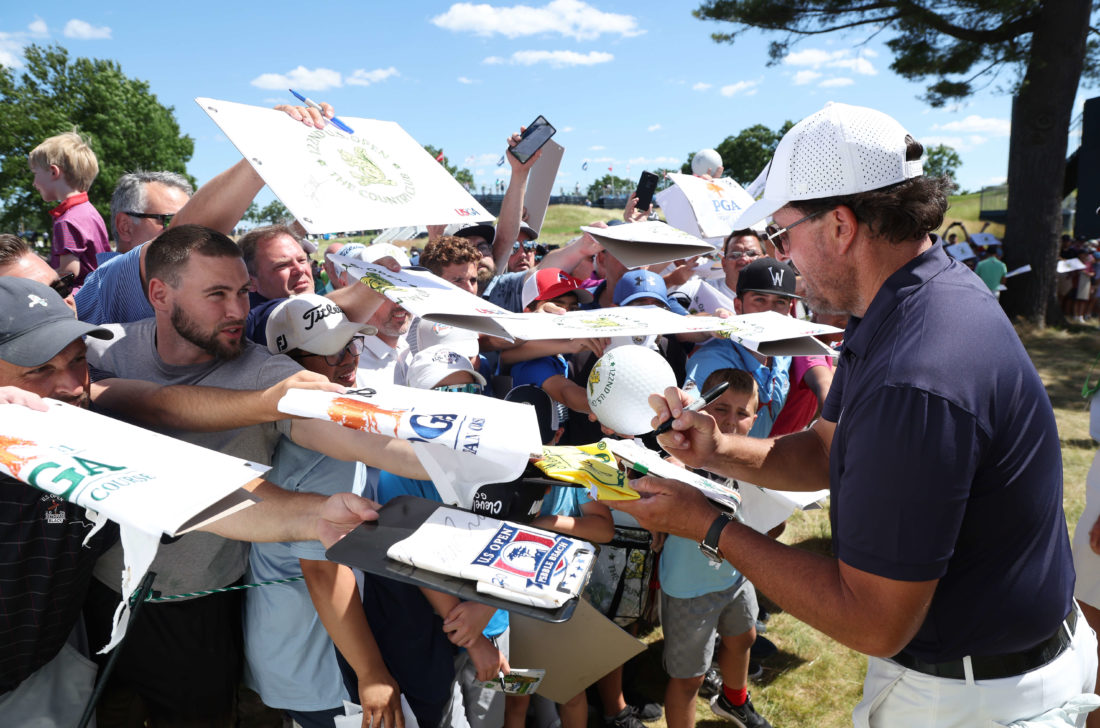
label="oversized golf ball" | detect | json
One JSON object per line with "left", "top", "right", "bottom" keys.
{"left": 586, "top": 345, "right": 677, "bottom": 435}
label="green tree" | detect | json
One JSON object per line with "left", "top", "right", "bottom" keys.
{"left": 0, "top": 44, "right": 194, "bottom": 235}
{"left": 254, "top": 200, "right": 292, "bottom": 225}
{"left": 423, "top": 145, "right": 474, "bottom": 189}
{"left": 694, "top": 0, "right": 1096, "bottom": 324}
{"left": 924, "top": 145, "right": 963, "bottom": 190}
{"left": 586, "top": 173, "right": 634, "bottom": 200}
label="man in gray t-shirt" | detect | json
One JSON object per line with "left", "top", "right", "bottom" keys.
{"left": 83, "top": 224, "right": 430, "bottom": 726}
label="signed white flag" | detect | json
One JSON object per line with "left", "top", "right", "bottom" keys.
{"left": 196, "top": 97, "right": 492, "bottom": 233}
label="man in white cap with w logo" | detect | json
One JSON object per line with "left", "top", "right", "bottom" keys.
{"left": 614, "top": 102, "right": 1096, "bottom": 727}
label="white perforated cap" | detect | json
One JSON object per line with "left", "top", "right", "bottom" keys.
{"left": 735, "top": 102, "right": 924, "bottom": 229}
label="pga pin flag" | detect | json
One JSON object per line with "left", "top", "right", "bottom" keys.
{"left": 196, "top": 97, "right": 493, "bottom": 233}
{"left": 656, "top": 172, "right": 758, "bottom": 242}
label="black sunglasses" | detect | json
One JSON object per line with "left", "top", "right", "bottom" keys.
{"left": 125, "top": 211, "right": 175, "bottom": 229}
{"left": 50, "top": 272, "right": 75, "bottom": 298}
{"left": 764, "top": 210, "right": 825, "bottom": 256}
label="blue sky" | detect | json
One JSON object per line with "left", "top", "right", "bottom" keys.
{"left": 2, "top": 2, "right": 1093, "bottom": 207}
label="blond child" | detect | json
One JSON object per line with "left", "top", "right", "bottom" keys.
{"left": 29, "top": 131, "right": 110, "bottom": 285}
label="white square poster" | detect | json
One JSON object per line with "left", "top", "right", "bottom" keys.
{"left": 196, "top": 97, "right": 493, "bottom": 234}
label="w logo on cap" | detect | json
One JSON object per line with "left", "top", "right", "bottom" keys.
{"left": 768, "top": 267, "right": 785, "bottom": 287}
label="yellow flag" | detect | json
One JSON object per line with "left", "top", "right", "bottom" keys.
{"left": 533, "top": 441, "right": 640, "bottom": 501}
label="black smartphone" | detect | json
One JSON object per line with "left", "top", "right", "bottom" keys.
{"left": 509, "top": 115, "right": 556, "bottom": 164}
{"left": 634, "top": 171, "right": 659, "bottom": 211}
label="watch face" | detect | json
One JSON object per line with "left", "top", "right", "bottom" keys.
{"left": 700, "top": 512, "right": 732, "bottom": 564}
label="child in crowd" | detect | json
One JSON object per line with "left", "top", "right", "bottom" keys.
{"left": 510, "top": 268, "right": 596, "bottom": 418}
{"left": 28, "top": 131, "right": 110, "bottom": 286}
{"left": 503, "top": 476, "right": 614, "bottom": 728}
{"left": 659, "top": 369, "right": 773, "bottom": 728}
{"left": 375, "top": 347, "right": 509, "bottom": 728}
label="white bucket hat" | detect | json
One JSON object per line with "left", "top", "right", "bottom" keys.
{"left": 735, "top": 102, "right": 924, "bottom": 229}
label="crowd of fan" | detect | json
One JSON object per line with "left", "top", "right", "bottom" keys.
{"left": 0, "top": 107, "right": 1061, "bottom": 728}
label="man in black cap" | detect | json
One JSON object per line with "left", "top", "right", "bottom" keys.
{"left": 0, "top": 277, "right": 380, "bottom": 726}
{"left": 682, "top": 257, "right": 798, "bottom": 438}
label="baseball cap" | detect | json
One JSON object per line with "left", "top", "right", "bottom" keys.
{"left": 518, "top": 222, "right": 539, "bottom": 241}
{"left": 444, "top": 222, "right": 496, "bottom": 246}
{"left": 342, "top": 242, "right": 410, "bottom": 268}
{"left": 253, "top": 294, "right": 377, "bottom": 355}
{"left": 413, "top": 318, "right": 479, "bottom": 359}
{"left": 735, "top": 102, "right": 924, "bottom": 229}
{"left": 612, "top": 270, "right": 689, "bottom": 315}
{"left": 520, "top": 268, "right": 594, "bottom": 310}
{"left": 406, "top": 344, "right": 488, "bottom": 391}
{"left": 736, "top": 257, "right": 800, "bottom": 299}
{"left": 0, "top": 277, "right": 112, "bottom": 367}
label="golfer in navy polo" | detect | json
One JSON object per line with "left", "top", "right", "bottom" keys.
{"left": 613, "top": 103, "right": 1097, "bottom": 727}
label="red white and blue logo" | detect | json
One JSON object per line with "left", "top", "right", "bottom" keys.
{"left": 473, "top": 524, "right": 570, "bottom": 586}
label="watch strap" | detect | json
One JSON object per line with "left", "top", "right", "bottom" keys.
{"left": 700, "top": 512, "right": 733, "bottom": 562}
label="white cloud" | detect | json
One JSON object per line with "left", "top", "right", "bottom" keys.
{"left": 919, "top": 135, "right": 967, "bottom": 150}
{"left": 471, "top": 153, "right": 500, "bottom": 165}
{"left": 784, "top": 47, "right": 876, "bottom": 76}
{"left": 933, "top": 115, "right": 1010, "bottom": 136}
{"left": 485, "top": 50, "right": 613, "bottom": 67}
{"left": 792, "top": 70, "right": 821, "bottom": 85}
{"left": 819, "top": 77, "right": 854, "bottom": 88}
{"left": 647, "top": 123, "right": 661, "bottom": 132}
{"left": 0, "top": 19, "right": 52, "bottom": 67}
{"left": 720, "top": 80, "right": 758, "bottom": 97}
{"left": 347, "top": 66, "right": 398, "bottom": 86}
{"left": 692, "top": 82, "right": 711, "bottom": 91}
{"left": 457, "top": 76, "right": 477, "bottom": 84}
{"left": 63, "top": 19, "right": 112, "bottom": 40}
{"left": 251, "top": 66, "right": 343, "bottom": 91}
{"left": 432, "top": 0, "right": 643, "bottom": 41}
{"left": 988, "top": 175, "right": 1007, "bottom": 185}
{"left": 561, "top": 126, "right": 574, "bottom": 132}
{"left": 589, "top": 145, "right": 605, "bottom": 150}
{"left": 591, "top": 156, "right": 615, "bottom": 163}
{"left": 967, "top": 134, "right": 987, "bottom": 146}
{"left": 628, "top": 156, "right": 679, "bottom": 166}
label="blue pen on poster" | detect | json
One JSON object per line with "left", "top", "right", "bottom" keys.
{"left": 288, "top": 89, "right": 354, "bottom": 134}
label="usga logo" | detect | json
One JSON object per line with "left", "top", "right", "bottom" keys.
{"left": 28, "top": 454, "right": 154, "bottom": 503}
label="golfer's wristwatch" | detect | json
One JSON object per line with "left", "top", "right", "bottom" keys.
{"left": 699, "top": 512, "right": 734, "bottom": 563}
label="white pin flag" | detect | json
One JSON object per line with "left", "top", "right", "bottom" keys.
{"left": 196, "top": 97, "right": 493, "bottom": 233}
{"left": 579, "top": 221, "right": 715, "bottom": 268}
{"left": 1058, "top": 258, "right": 1086, "bottom": 274}
{"left": 386, "top": 507, "right": 595, "bottom": 608}
{"left": 277, "top": 386, "right": 542, "bottom": 505}
{"left": 946, "top": 242, "right": 977, "bottom": 261}
{"left": 329, "top": 254, "right": 838, "bottom": 354}
{"left": 655, "top": 172, "right": 758, "bottom": 240}
{"left": 968, "top": 232, "right": 1001, "bottom": 248}
{"left": 0, "top": 401, "right": 265, "bottom": 652}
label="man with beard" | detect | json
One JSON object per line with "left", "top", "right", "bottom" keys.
{"left": 614, "top": 103, "right": 1094, "bottom": 727}
{"left": 0, "top": 277, "right": 381, "bottom": 726}
{"left": 82, "top": 224, "right": 432, "bottom": 726}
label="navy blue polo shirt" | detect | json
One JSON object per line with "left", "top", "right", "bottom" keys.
{"left": 822, "top": 240, "right": 1073, "bottom": 662}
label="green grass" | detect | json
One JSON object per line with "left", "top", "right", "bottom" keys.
{"left": 609, "top": 323, "right": 1099, "bottom": 728}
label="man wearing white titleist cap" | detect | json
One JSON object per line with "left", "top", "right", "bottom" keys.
{"left": 243, "top": 293, "right": 400, "bottom": 728}
{"left": 614, "top": 102, "right": 1096, "bottom": 727}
